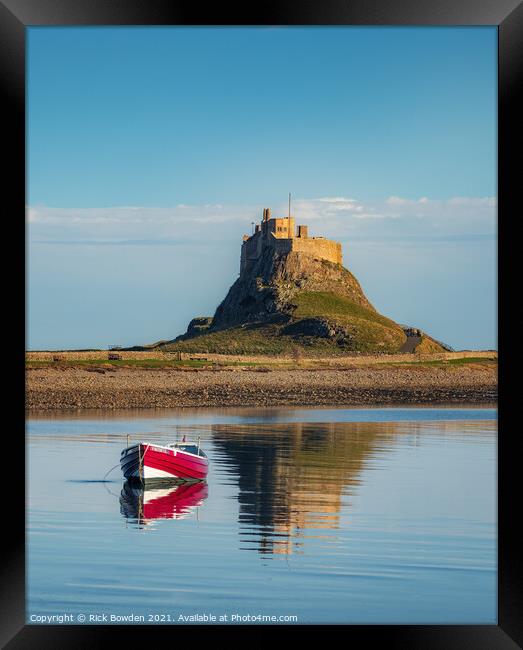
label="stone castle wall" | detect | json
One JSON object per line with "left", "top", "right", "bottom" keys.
{"left": 241, "top": 212, "right": 343, "bottom": 273}
{"left": 241, "top": 232, "right": 342, "bottom": 273}
{"left": 241, "top": 231, "right": 265, "bottom": 271}
{"left": 288, "top": 237, "right": 342, "bottom": 265}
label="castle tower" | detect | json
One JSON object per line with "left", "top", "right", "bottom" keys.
{"left": 240, "top": 205, "right": 343, "bottom": 273}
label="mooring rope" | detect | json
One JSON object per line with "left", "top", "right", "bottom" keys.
{"left": 138, "top": 444, "right": 150, "bottom": 482}
{"left": 102, "top": 462, "right": 120, "bottom": 481}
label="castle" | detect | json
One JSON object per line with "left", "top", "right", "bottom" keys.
{"left": 240, "top": 207, "right": 343, "bottom": 274}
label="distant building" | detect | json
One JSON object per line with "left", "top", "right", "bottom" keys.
{"left": 240, "top": 207, "right": 342, "bottom": 274}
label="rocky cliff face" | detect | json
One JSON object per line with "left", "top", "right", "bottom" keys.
{"left": 212, "top": 247, "right": 374, "bottom": 330}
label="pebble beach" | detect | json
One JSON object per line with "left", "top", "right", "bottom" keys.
{"left": 26, "top": 363, "right": 497, "bottom": 410}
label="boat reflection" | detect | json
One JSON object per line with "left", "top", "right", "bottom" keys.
{"left": 120, "top": 479, "right": 208, "bottom": 528}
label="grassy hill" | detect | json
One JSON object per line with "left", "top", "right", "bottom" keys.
{"left": 290, "top": 291, "right": 406, "bottom": 351}
{"left": 161, "top": 290, "right": 408, "bottom": 356}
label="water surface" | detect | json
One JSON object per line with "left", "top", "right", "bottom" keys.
{"left": 27, "top": 407, "right": 497, "bottom": 624}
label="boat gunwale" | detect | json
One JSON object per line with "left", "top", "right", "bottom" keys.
{"left": 121, "top": 441, "right": 208, "bottom": 462}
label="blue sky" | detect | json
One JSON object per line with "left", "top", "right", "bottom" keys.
{"left": 27, "top": 27, "right": 497, "bottom": 350}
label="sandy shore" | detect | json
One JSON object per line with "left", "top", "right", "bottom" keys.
{"left": 26, "top": 364, "right": 497, "bottom": 410}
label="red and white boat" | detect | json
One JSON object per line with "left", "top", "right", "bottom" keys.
{"left": 120, "top": 440, "right": 208, "bottom": 483}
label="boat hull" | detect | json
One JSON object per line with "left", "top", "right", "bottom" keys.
{"left": 120, "top": 443, "right": 208, "bottom": 483}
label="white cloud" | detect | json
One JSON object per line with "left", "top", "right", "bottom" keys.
{"left": 28, "top": 194, "right": 496, "bottom": 246}
{"left": 386, "top": 195, "right": 411, "bottom": 205}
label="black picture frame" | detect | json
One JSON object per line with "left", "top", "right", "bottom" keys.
{"left": 3, "top": 0, "right": 521, "bottom": 647}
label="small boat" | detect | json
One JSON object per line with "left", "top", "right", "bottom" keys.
{"left": 120, "top": 439, "right": 208, "bottom": 483}
{"left": 120, "top": 480, "right": 208, "bottom": 525}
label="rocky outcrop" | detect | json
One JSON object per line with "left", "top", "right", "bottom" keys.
{"left": 212, "top": 247, "right": 374, "bottom": 330}
{"left": 281, "top": 318, "right": 355, "bottom": 346}
{"left": 170, "top": 234, "right": 443, "bottom": 354}
{"left": 186, "top": 317, "right": 213, "bottom": 337}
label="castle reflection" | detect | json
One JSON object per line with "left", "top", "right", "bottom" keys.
{"left": 212, "top": 421, "right": 400, "bottom": 556}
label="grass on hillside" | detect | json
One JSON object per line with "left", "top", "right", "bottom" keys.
{"left": 290, "top": 291, "right": 406, "bottom": 353}
{"left": 291, "top": 291, "right": 397, "bottom": 328}
{"left": 160, "top": 290, "right": 407, "bottom": 355}
{"left": 414, "top": 336, "right": 447, "bottom": 354}
{"left": 163, "top": 323, "right": 326, "bottom": 355}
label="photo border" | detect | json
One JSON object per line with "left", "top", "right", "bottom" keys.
{"left": 3, "top": 0, "right": 521, "bottom": 646}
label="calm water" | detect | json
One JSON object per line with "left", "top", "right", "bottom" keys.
{"left": 27, "top": 407, "right": 497, "bottom": 625}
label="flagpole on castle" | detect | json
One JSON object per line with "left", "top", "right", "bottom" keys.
{"left": 288, "top": 192, "right": 291, "bottom": 234}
